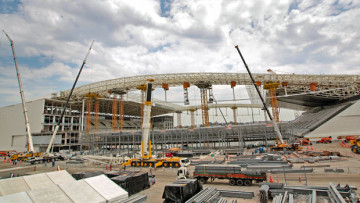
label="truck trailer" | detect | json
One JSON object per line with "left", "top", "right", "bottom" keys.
{"left": 193, "top": 164, "right": 266, "bottom": 186}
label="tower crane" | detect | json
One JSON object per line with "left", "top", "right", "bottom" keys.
{"left": 235, "top": 45, "right": 301, "bottom": 151}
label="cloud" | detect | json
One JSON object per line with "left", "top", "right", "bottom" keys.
{"left": 0, "top": 0, "right": 359, "bottom": 108}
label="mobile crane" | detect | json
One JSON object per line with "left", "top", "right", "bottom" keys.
{"left": 350, "top": 138, "right": 360, "bottom": 154}
{"left": 122, "top": 79, "right": 190, "bottom": 168}
{"left": 44, "top": 40, "right": 94, "bottom": 160}
{"left": 235, "top": 45, "right": 301, "bottom": 151}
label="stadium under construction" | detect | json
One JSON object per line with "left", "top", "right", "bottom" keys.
{"left": 1, "top": 72, "right": 360, "bottom": 154}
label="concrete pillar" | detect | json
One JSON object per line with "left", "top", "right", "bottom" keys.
{"left": 176, "top": 111, "right": 182, "bottom": 128}
{"left": 189, "top": 109, "right": 196, "bottom": 129}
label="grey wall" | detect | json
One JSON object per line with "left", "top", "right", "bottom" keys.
{"left": 0, "top": 99, "right": 44, "bottom": 152}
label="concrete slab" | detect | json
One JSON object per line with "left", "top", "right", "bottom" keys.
{"left": 84, "top": 174, "right": 128, "bottom": 202}
{"left": 0, "top": 191, "right": 33, "bottom": 203}
{"left": 23, "top": 173, "right": 55, "bottom": 190}
{"left": 59, "top": 179, "right": 106, "bottom": 203}
{"left": 46, "top": 170, "right": 76, "bottom": 185}
{"left": 27, "top": 185, "right": 72, "bottom": 203}
{"left": 0, "top": 177, "right": 30, "bottom": 196}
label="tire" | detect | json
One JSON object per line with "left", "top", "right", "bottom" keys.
{"left": 236, "top": 179, "right": 244, "bottom": 186}
{"left": 244, "top": 179, "right": 252, "bottom": 186}
{"left": 229, "top": 179, "right": 236, "bottom": 186}
{"left": 199, "top": 178, "right": 207, "bottom": 184}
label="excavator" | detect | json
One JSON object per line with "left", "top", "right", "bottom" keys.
{"left": 122, "top": 79, "right": 190, "bottom": 168}
{"left": 235, "top": 45, "right": 302, "bottom": 151}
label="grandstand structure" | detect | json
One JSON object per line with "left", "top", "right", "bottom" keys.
{"left": 1, "top": 72, "right": 360, "bottom": 153}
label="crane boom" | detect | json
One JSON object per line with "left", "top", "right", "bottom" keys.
{"left": 3, "top": 30, "right": 34, "bottom": 152}
{"left": 46, "top": 40, "right": 94, "bottom": 154}
{"left": 235, "top": 45, "right": 284, "bottom": 144}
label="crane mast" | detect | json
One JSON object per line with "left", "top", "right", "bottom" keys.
{"left": 46, "top": 40, "right": 94, "bottom": 154}
{"left": 235, "top": 45, "right": 284, "bottom": 144}
{"left": 141, "top": 79, "right": 154, "bottom": 159}
{"left": 3, "top": 30, "right": 34, "bottom": 152}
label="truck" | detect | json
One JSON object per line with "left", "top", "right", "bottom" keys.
{"left": 193, "top": 164, "right": 266, "bottom": 186}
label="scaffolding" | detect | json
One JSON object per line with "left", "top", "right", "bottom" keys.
{"left": 264, "top": 82, "right": 280, "bottom": 122}
{"left": 119, "top": 97, "right": 124, "bottom": 131}
{"left": 112, "top": 98, "right": 117, "bottom": 132}
{"left": 86, "top": 98, "right": 92, "bottom": 134}
{"left": 94, "top": 98, "right": 99, "bottom": 132}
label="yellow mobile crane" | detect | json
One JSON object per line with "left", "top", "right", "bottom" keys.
{"left": 122, "top": 79, "right": 190, "bottom": 168}
{"left": 350, "top": 138, "right": 360, "bottom": 154}
{"left": 235, "top": 45, "right": 301, "bottom": 151}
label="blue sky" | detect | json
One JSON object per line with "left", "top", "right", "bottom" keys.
{"left": 0, "top": 0, "right": 360, "bottom": 109}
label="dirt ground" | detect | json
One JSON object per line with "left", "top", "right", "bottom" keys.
{"left": 1, "top": 141, "right": 360, "bottom": 202}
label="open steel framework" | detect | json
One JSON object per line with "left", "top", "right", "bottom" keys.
{"left": 82, "top": 122, "right": 296, "bottom": 155}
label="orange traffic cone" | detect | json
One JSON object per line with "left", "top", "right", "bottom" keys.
{"left": 299, "top": 177, "right": 301, "bottom": 183}
{"left": 311, "top": 146, "right": 314, "bottom": 150}
{"left": 307, "top": 146, "right": 310, "bottom": 150}
{"left": 269, "top": 174, "right": 274, "bottom": 183}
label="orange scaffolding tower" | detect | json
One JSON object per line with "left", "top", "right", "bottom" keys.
{"left": 119, "top": 97, "right": 124, "bottom": 131}
{"left": 86, "top": 97, "right": 92, "bottom": 133}
{"left": 94, "top": 98, "right": 99, "bottom": 132}
{"left": 200, "top": 88, "right": 209, "bottom": 127}
{"left": 112, "top": 98, "right": 117, "bottom": 132}
{"left": 264, "top": 82, "right": 280, "bottom": 122}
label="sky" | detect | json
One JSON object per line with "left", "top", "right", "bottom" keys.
{"left": 0, "top": 0, "right": 359, "bottom": 123}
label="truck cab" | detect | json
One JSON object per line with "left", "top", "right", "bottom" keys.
{"left": 177, "top": 167, "right": 189, "bottom": 180}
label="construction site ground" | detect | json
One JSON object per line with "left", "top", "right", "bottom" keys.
{"left": 1, "top": 141, "right": 360, "bottom": 202}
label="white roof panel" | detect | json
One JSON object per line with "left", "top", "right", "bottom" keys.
{"left": 84, "top": 174, "right": 128, "bottom": 202}
{"left": 0, "top": 177, "right": 30, "bottom": 196}
{"left": 59, "top": 179, "right": 106, "bottom": 203}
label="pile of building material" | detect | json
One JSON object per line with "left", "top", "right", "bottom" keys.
{"left": 227, "top": 154, "right": 292, "bottom": 171}
{"left": 259, "top": 182, "right": 358, "bottom": 203}
{"left": 111, "top": 172, "right": 150, "bottom": 196}
{"left": 162, "top": 179, "right": 203, "bottom": 203}
{"left": 224, "top": 148, "right": 244, "bottom": 155}
{"left": 0, "top": 170, "right": 133, "bottom": 203}
{"left": 185, "top": 187, "right": 254, "bottom": 203}
{"left": 190, "top": 157, "right": 225, "bottom": 165}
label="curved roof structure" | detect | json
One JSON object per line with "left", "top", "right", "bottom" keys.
{"left": 58, "top": 72, "right": 360, "bottom": 101}
{"left": 53, "top": 72, "right": 360, "bottom": 116}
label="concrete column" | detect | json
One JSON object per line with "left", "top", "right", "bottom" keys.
{"left": 189, "top": 109, "right": 196, "bottom": 128}
{"left": 176, "top": 111, "right": 182, "bottom": 128}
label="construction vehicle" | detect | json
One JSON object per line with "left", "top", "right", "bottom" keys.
{"left": 10, "top": 152, "right": 42, "bottom": 161}
{"left": 235, "top": 45, "right": 302, "bottom": 152}
{"left": 122, "top": 80, "right": 190, "bottom": 168}
{"left": 193, "top": 164, "right": 266, "bottom": 186}
{"left": 3, "top": 31, "right": 35, "bottom": 153}
{"left": 350, "top": 138, "right": 360, "bottom": 154}
{"left": 301, "top": 138, "right": 312, "bottom": 146}
{"left": 316, "top": 136, "right": 332, "bottom": 144}
{"left": 177, "top": 167, "right": 190, "bottom": 180}
{"left": 45, "top": 41, "right": 94, "bottom": 158}
{"left": 337, "top": 135, "right": 359, "bottom": 143}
